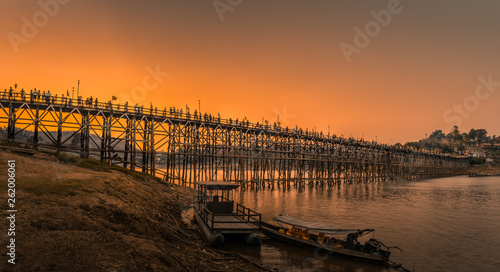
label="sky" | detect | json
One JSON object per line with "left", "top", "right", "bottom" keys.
{"left": 2, "top": 0, "right": 500, "bottom": 144}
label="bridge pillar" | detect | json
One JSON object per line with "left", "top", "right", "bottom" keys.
{"left": 7, "top": 103, "right": 16, "bottom": 140}
{"left": 124, "top": 118, "right": 131, "bottom": 169}
{"left": 142, "top": 117, "right": 149, "bottom": 173}
{"left": 57, "top": 107, "right": 62, "bottom": 153}
{"left": 33, "top": 106, "right": 39, "bottom": 148}
{"left": 100, "top": 114, "right": 111, "bottom": 165}
{"left": 130, "top": 117, "right": 137, "bottom": 172}
{"left": 80, "top": 111, "right": 89, "bottom": 159}
{"left": 150, "top": 118, "right": 155, "bottom": 177}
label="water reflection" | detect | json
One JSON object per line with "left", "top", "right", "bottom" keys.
{"left": 233, "top": 176, "right": 500, "bottom": 272}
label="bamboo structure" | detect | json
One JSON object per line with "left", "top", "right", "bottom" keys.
{"left": 0, "top": 94, "right": 469, "bottom": 188}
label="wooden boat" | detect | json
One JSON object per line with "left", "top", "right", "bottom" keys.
{"left": 193, "top": 181, "right": 261, "bottom": 246}
{"left": 468, "top": 172, "right": 500, "bottom": 177}
{"left": 261, "top": 215, "right": 407, "bottom": 270}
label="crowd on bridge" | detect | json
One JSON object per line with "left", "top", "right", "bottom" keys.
{"left": 0, "top": 86, "right": 467, "bottom": 158}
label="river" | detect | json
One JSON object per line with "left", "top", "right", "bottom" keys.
{"left": 224, "top": 175, "right": 500, "bottom": 272}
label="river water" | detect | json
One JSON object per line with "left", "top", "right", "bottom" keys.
{"left": 224, "top": 176, "right": 500, "bottom": 272}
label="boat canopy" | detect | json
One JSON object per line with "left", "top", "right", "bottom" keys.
{"left": 273, "top": 215, "right": 373, "bottom": 236}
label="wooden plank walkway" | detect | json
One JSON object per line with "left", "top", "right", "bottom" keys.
{"left": 212, "top": 215, "right": 259, "bottom": 234}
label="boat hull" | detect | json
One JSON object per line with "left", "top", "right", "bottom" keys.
{"left": 194, "top": 210, "right": 225, "bottom": 246}
{"left": 261, "top": 222, "right": 390, "bottom": 266}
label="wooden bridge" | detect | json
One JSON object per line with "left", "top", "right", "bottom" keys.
{"left": 0, "top": 93, "right": 469, "bottom": 188}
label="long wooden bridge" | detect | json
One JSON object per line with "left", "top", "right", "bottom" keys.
{"left": 0, "top": 92, "right": 469, "bottom": 188}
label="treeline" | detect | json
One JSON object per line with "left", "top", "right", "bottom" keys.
{"left": 398, "top": 126, "right": 499, "bottom": 156}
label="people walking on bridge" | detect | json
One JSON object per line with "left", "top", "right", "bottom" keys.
{"left": 9, "top": 87, "right": 13, "bottom": 99}
{"left": 20, "top": 89, "right": 25, "bottom": 101}
{"left": 124, "top": 101, "right": 128, "bottom": 112}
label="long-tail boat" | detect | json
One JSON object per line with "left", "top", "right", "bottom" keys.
{"left": 261, "top": 215, "right": 408, "bottom": 270}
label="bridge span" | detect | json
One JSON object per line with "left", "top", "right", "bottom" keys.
{"left": 0, "top": 94, "right": 468, "bottom": 188}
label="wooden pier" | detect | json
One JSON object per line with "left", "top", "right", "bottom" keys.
{"left": 0, "top": 94, "right": 469, "bottom": 188}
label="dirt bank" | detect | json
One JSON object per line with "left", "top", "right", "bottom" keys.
{"left": 0, "top": 146, "right": 268, "bottom": 272}
{"left": 467, "top": 163, "right": 500, "bottom": 175}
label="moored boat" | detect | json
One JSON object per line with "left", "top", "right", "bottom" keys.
{"left": 193, "top": 181, "right": 261, "bottom": 246}
{"left": 468, "top": 172, "right": 500, "bottom": 177}
{"left": 261, "top": 215, "right": 408, "bottom": 270}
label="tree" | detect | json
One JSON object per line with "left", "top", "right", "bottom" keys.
{"left": 450, "top": 125, "right": 462, "bottom": 142}
{"left": 468, "top": 129, "right": 478, "bottom": 144}
{"left": 430, "top": 130, "right": 445, "bottom": 140}
{"left": 476, "top": 129, "right": 488, "bottom": 144}
{"left": 457, "top": 144, "right": 466, "bottom": 154}
{"left": 461, "top": 132, "right": 469, "bottom": 141}
{"left": 441, "top": 144, "right": 454, "bottom": 154}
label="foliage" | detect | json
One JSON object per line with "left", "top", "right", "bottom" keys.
{"left": 404, "top": 126, "right": 499, "bottom": 157}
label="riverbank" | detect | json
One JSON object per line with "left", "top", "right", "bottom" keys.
{"left": 0, "top": 146, "right": 269, "bottom": 272}
{"left": 467, "top": 163, "right": 500, "bottom": 175}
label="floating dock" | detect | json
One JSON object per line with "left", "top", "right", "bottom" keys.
{"left": 193, "top": 181, "right": 261, "bottom": 246}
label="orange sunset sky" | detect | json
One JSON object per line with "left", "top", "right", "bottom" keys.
{"left": 2, "top": 0, "right": 499, "bottom": 144}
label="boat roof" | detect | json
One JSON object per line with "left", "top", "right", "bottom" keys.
{"left": 195, "top": 181, "right": 241, "bottom": 190}
{"left": 274, "top": 215, "right": 372, "bottom": 235}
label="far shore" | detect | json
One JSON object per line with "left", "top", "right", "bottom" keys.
{"left": 467, "top": 163, "right": 500, "bottom": 175}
